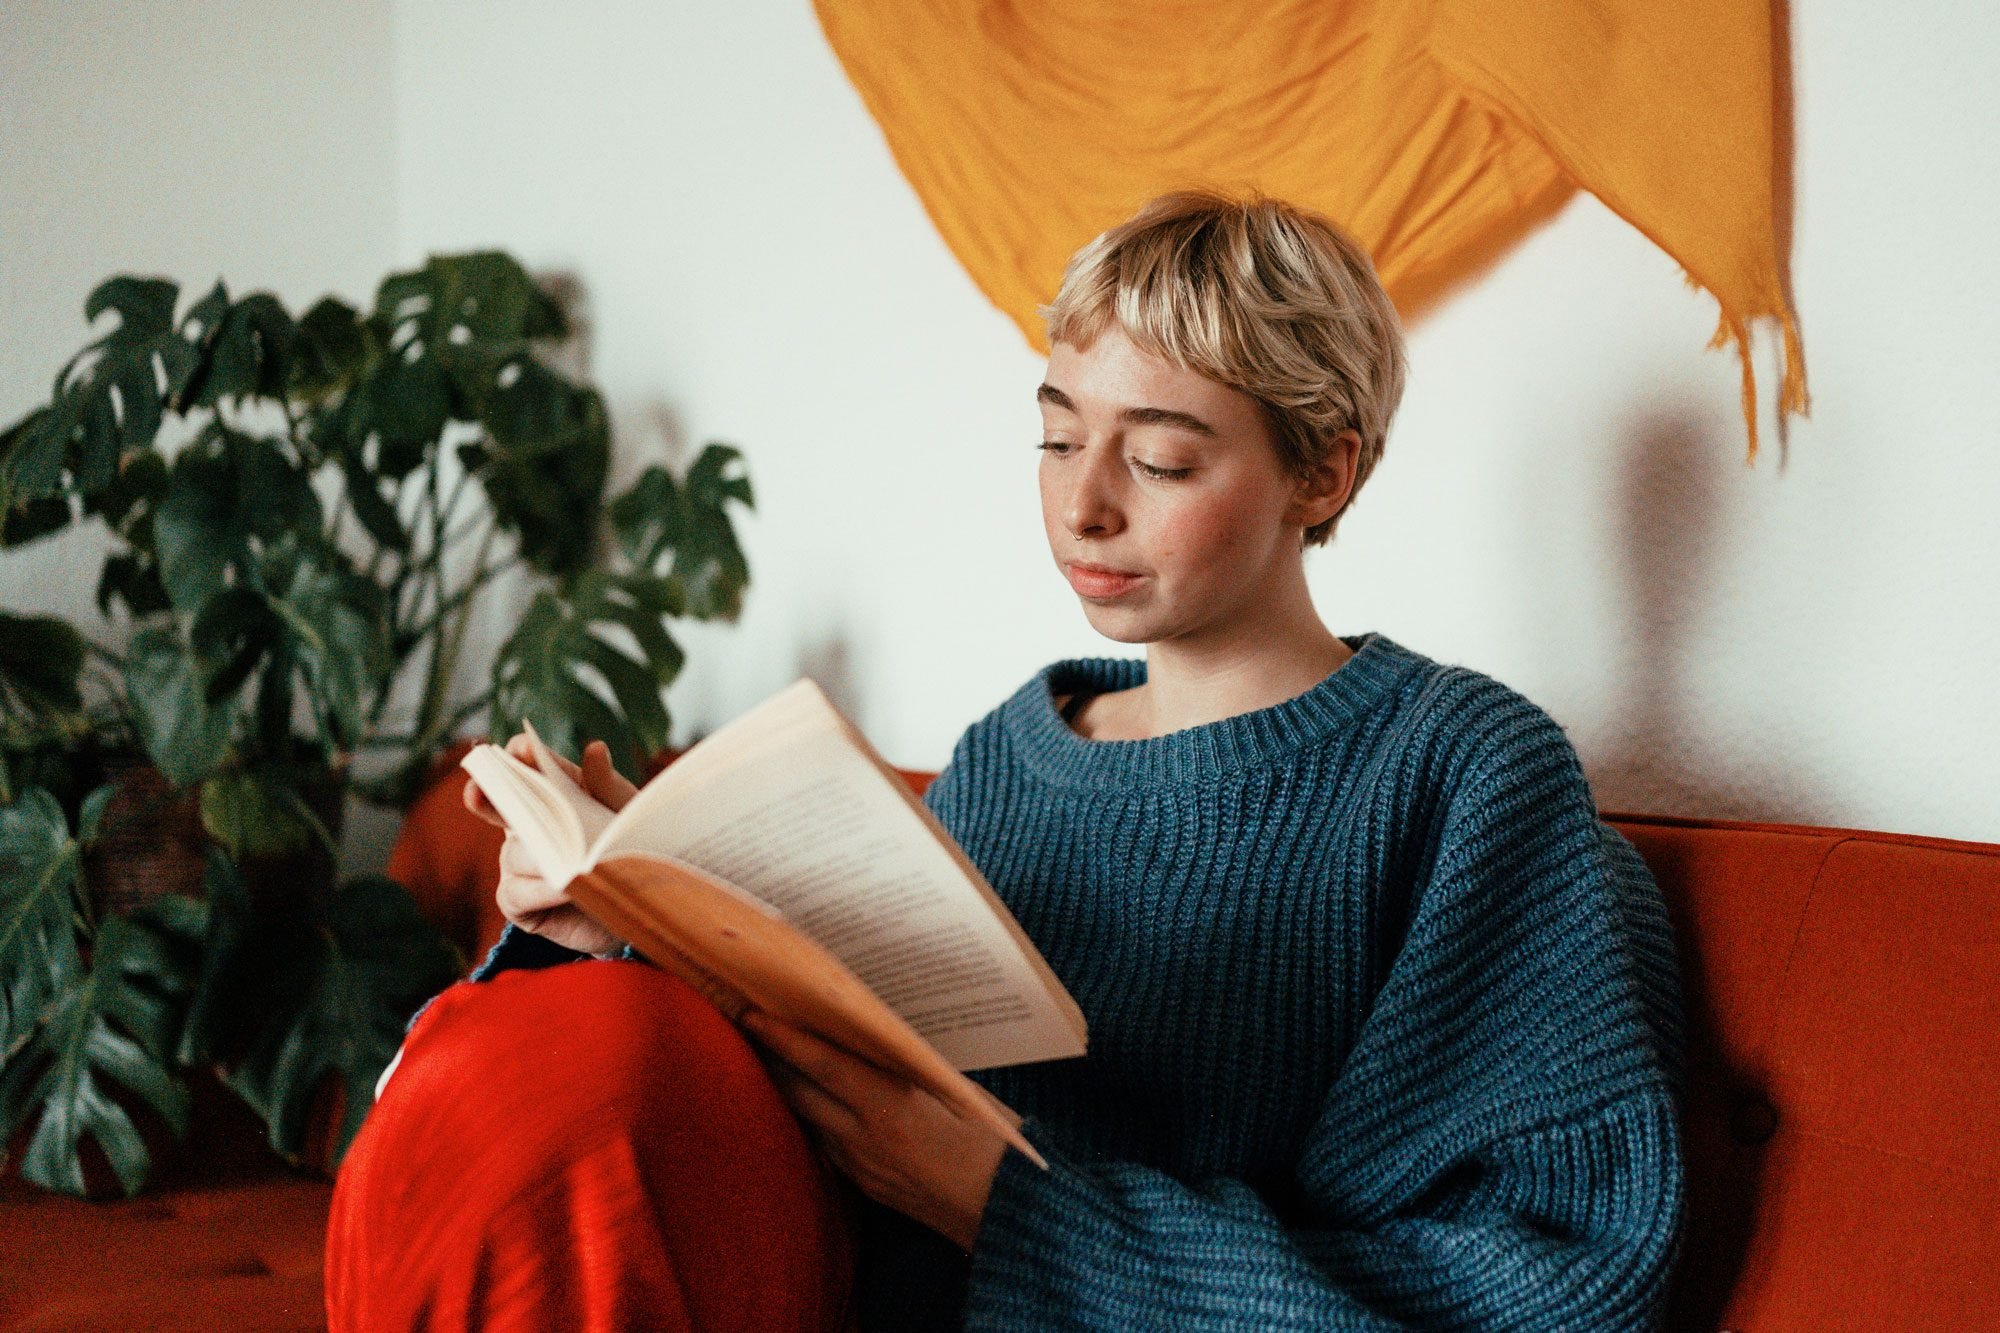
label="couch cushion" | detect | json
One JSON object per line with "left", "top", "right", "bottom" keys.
{"left": 1610, "top": 812, "right": 2000, "bottom": 1331}
{"left": 0, "top": 1072, "right": 332, "bottom": 1332}
{"left": 6, "top": 794, "right": 1990, "bottom": 1331}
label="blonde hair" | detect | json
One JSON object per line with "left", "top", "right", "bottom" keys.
{"left": 1038, "top": 188, "right": 1408, "bottom": 548}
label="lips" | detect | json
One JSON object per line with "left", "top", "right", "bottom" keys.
{"left": 1064, "top": 561, "right": 1145, "bottom": 597}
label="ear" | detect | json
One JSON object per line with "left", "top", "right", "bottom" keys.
{"left": 1287, "top": 429, "right": 1362, "bottom": 531}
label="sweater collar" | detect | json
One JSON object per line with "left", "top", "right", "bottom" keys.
{"left": 1003, "top": 631, "right": 1428, "bottom": 789}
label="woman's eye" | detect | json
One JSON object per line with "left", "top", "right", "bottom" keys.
{"left": 1036, "top": 441, "right": 1190, "bottom": 480}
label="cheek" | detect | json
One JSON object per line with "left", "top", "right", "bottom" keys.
{"left": 1156, "top": 489, "right": 1268, "bottom": 566}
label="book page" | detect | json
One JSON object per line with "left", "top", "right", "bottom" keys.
{"left": 458, "top": 746, "right": 589, "bottom": 883}
{"left": 590, "top": 686, "right": 1087, "bottom": 1072}
{"left": 567, "top": 853, "right": 1047, "bottom": 1169}
{"left": 519, "top": 721, "right": 619, "bottom": 852}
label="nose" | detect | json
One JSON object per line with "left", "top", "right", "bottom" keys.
{"left": 1062, "top": 442, "right": 1125, "bottom": 540}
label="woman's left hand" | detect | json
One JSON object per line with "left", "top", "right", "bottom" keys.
{"left": 741, "top": 1010, "right": 1007, "bottom": 1254}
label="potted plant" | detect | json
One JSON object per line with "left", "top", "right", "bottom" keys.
{"left": 0, "top": 252, "right": 753, "bottom": 1197}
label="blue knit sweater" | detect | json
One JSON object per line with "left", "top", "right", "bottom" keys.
{"left": 458, "top": 631, "right": 1686, "bottom": 1330}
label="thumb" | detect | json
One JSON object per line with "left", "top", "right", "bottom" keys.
{"left": 581, "top": 740, "right": 640, "bottom": 811}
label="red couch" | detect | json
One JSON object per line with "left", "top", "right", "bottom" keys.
{"left": 5, "top": 754, "right": 1996, "bottom": 1331}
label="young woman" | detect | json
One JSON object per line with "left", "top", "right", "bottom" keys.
{"left": 328, "top": 191, "right": 1686, "bottom": 1330}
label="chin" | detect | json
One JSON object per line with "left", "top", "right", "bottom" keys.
{"left": 1078, "top": 605, "right": 1157, "bottom": 645}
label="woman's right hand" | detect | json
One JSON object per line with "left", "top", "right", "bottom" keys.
{"left": 464, "top": 735, "right": 640, "bottom": 957}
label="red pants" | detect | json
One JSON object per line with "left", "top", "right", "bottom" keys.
{"left": 326, "top": 961, "right": 860, "bottom": 1331}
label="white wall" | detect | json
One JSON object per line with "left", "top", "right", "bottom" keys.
{"left": 1, "top": 0, "right": 399, "bottom": 619}
{"left": 7, "top": 2, "right": 1994, "bottom": 845}
{"left": 393, "top": 0, "right": 1999, "bottom": 843}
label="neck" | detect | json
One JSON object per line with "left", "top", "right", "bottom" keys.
{"left": 1135, "top": 560, "right": 1353, "bottom": 735}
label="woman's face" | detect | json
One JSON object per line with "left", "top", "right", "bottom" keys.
{"left": 1037, "top": 323, "right": 1327, "bottom": 647}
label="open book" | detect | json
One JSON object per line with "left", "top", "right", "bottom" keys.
{"left": 460, "top": 679, "right": 1088, "bottom": 1170}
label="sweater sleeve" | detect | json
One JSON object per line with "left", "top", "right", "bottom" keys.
{"left": 466, "top": 922, "right": 637, "bottom": 980}
{"left": 961, "top": 700, "right": 1686, "bottom": 1330}
{"left": 400, "top": 924, "right": 644, "bottom": 1036}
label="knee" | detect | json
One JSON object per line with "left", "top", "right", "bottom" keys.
{"left": 329, "top": 963, "right": 855, "bottom": 1332}
{"left": 372, "top": 961, "right": 789, "bottom": 1157}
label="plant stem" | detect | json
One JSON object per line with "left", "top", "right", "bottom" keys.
{"left": 439, "top": 689, "right": 495, "bottom": 737}
{"left": 364, "top": 472, "right": 412, "bottom": 585}
{"left": 420, "top": 514, "right": 495, "bottom": 737}
{"left": 393, "top": 466, "right": 444, "bottom": 635}
{"left": 401, "top": 549, "right": 518, "bottom": 644}
{"left": 406, "top": 465, "right": 455, "bottom": 749}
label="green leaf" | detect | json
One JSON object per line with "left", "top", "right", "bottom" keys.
{"left": 1, "top": 495, "right": 73, "bottom": 548}
{"left": 263, "top": 544, "right": 389, "bottom": 750}
{"left": 1, "top": 406, "right": 64, "bottom": 505}
{"left": 124, "top": 624, "right": 237, "bottom": 787}
{"left": 373, "top": 251, "right": 562, "bottom": 351}
{"left": 360, "top": 358, "right": 450, "bottom": 477}
{"left": 85, "top": 277, "right": 179, "bottom": 336}
{"left": 95, "top": 553, "right": 171, "bottom": 618}
{"left": 476, "top": 367, "right": 610, "bottom": 575}
{"left": 190, "top": 293, "right": 297, "bottom": 407}
{"left": 83, "top": 451, "right": 173, "bottom": 615}
{"left": 152, "top": 423, "right": 322, "bottom": 616}
{"left": 174, "top": 848, "right": 251, "bottom": 1069}
{"left": 360, "top": 252, "right": 565, "bottom": 441}
{"left": 337, "top": 451, "right": 409, "bottom": 552}
{"left": 608, "top": 463, "right": 682, "bottom": 569}
{"left": 0, "top": 409, "right": 73, "bottom": 545}
{"left": 15, "top": 276, "right": 194, "bottom": 504}
{"left": 685, "top": 440, "right": 756, "bottom": 512}
{"left": 82, "top": 448, "right": 169, "bottom": 537}
{"left": 292, "top": 297, "right": 373, "bottom": 401}
{"left": 0, "top": 788, "right": 84, "bottom": 1052}
{"left": 221, "top": 874, "right": 457, "bottom": 1166}
{"left": 489, "top": 572, "right": 685, "bottom": 780}
{"left": 0, "top": 613, "right": 86, "bottom": 717}
{"left": 164, "top": 281, "right": 228, "bottom": 410}
{"left": 609, "top": 445, "right": 754, "bottom": 621}
{"left": 197, "top": 770, "right": 316, "bottom": 859}
{"left": 188, "top": 586, "right": 281, "bottom": 703}
{"left": 0, "top": 895, "right": 205, "bottom": 1198}
{"left": 76, "top": 784, "right": 117, "bottom": 846}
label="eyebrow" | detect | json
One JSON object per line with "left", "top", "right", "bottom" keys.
{"left": 1036, "top": 383, "right": 1219, "bottom": 438}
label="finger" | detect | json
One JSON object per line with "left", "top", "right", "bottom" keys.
{"left": 764, "top": 1054, "right": 863, "bottom": 1135}
{"left": 497, "top": 872, "right": 567, "bottom": 920}
{"left": 744, "top": 1012, "right": 888, "bottom": 1109}
{"left": 496, "top": 837, "right": 568, "bottom": 919}
{"left": 581, "top": 741, "right": 640, "bottom": 811}
{"left": 498, "top": 831, "right": 540, "bottom": 879}
{"left": 509, "top": 731, "right": 586, "bottom": 783}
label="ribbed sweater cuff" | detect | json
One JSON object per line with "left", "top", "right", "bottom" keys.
{"left": 964, "top": 1116, "right": 1111, "bottom": 1316}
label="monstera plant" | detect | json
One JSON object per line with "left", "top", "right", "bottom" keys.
{"left": 0, "top": 253, "right": 753, "bottom": 1197}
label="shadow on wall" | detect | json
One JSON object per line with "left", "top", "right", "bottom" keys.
{"left": 796, "top": 629, "right": 861, "bottom": 732}
{"left": 1586, "top": 402, "right": 1832, "bottom": 827}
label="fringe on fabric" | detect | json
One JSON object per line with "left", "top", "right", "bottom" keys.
{"left": 1705, "top": 303, "right": 1813, "bottom": 467}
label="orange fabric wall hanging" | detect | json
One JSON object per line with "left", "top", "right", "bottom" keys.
{"left": 813, "top": 0, "right": 1810, "bottom": 462}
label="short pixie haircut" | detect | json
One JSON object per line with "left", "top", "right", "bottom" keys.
{"left": 1038, "top": 189, "right": 1408, "bottom": 548}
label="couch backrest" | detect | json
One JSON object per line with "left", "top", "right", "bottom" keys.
{"left": 1606, "top": 811, "right": 2000, "bottom": 1331}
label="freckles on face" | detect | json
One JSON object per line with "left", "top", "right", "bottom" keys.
{"left": 1153, "top": 472, "right": 1278, "bottom": 576}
